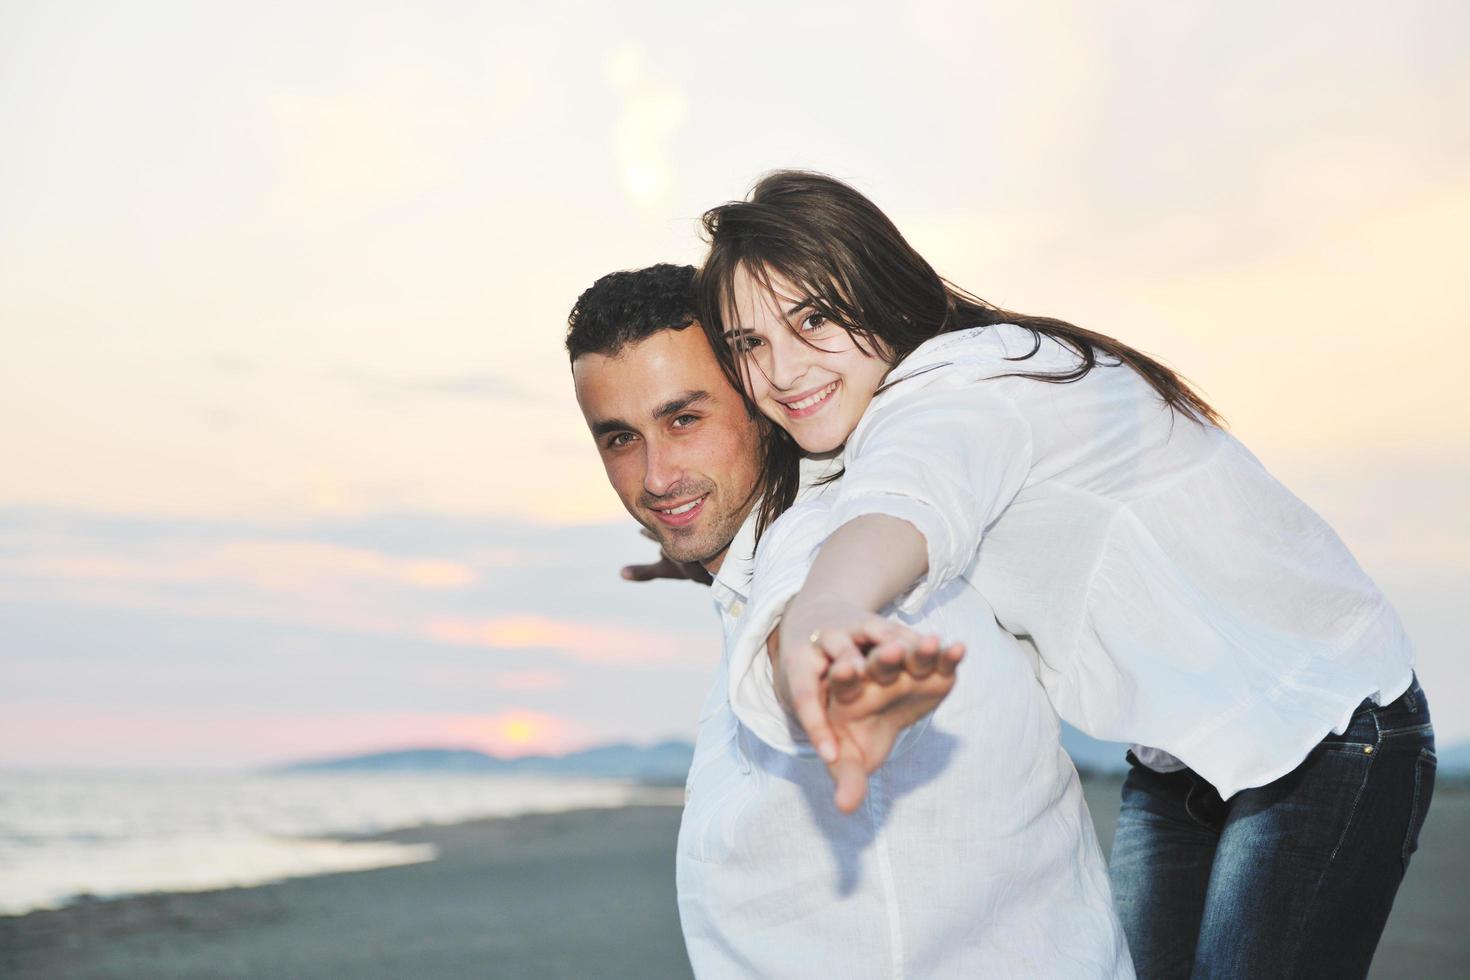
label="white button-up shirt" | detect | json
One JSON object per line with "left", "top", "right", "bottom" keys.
{"left": 676, "top": 467, "right": 1133, "bottom": 979}
{"left": 821, "top": 324, "right": 1414, "bottom": 800}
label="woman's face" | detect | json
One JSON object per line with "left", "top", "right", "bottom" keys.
{"left": 726, "top": 264, "right": 892, "bottom": 454}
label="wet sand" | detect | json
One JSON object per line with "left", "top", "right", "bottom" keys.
{"left": 0, "top": 805, "right": 694, "bottom": 980}
{"left": 2, "top": 785, "right": 1465, "bottom": 979}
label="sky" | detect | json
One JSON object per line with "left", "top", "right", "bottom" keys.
{"left": 2, "top": 1, "right": 1466, "bottom": 767}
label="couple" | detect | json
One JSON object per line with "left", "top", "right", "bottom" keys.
{"left": 566, "top": 172, "right": 1434, "bottom": 979}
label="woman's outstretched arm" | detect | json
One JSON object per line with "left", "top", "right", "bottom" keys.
{"left": 772, "top": 381, "right": 1034, "bottom": 761}
{"left": 773, "top": 514, "right": 930, "bottom": 763}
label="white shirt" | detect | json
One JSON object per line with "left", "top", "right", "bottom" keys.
{"left": 822, "top": 324, "right": 1414, "bottom": 800}
{"left": 676, "top": 466, "right": 1133, "bottom": 979}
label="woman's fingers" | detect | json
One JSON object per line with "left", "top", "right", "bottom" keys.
{"left": 936, "top": 642, "right": 966, "bottom": 677}
{"left": 790, "top": 631, "right": 860, "bottom": 764}
{"left": 828, "top": 650, "right": 867, "bottom": 704}
{"left": 904, "top": 633, "right": 942, "bottom": 678}
{"left": 789, "top": 671, "right": 839, "bottom": 764}
{"left": 851, "top": 615, "right": 905, "bottom": 685}
{"left": 828, "top": 752, "right": 869, "bottom": 814}
{"left": 867, "top": 641, "right": 906, "bottom": 684}
{"left": 815, "top": 630, "right": 866, "bottom": 677}
{"left": 858, "top": 619, "right": 945, "bottom": 684}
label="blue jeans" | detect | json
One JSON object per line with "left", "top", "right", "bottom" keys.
{"left": 1109, "top": 675, "right": 1436, "bottom": 979}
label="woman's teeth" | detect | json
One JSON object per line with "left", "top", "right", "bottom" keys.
{"left": 786, "top": 382, "right": 838, "bottom": 411}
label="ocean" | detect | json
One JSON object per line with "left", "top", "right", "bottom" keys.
{"left": 0, "top": 770, "right": 664, "bottom": 915}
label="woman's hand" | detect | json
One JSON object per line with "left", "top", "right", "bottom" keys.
{"left": 824, "top": 650, "right": 964, "bottom": 813}
{"left": 770, "top": 514, "right": 932, "bottom": 759}
{"left": 774, "top": 600, "right": 963, "bottom": 765}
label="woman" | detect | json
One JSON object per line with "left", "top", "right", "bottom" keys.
{"left": 695, "top": 170, "right": 1435, "bottom": 979}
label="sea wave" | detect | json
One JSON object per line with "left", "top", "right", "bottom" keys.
{"left": 0, "top": 771, "right": 664, "bottom": 915}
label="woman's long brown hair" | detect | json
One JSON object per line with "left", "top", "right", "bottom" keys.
{"left": 696, "top": 170, "right": 1222, "bottom": 539}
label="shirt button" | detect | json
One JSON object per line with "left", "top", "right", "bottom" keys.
{"left": 729, "top": 600, "right": 745, "bottom": 617}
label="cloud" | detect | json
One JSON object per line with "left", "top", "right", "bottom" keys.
{"left": 3, "top": 537, "right": 478, "bottom": 594}
{"left": 0, "top": 512, "right": 722, "bottom": 685}
{"left": 421, "top": 614, "right": 690, "bottom": 666}
{"left": 491, "top": 669, "right": 568, "bottom": 693}
{"left": 0, "top": 706, "right": 594, "bottom": 767}
{"left": 338, "top": 368, "right": 536, "bottom": 403}
{"left": 603, "top": 41, "right": 688, "bottom": 213}
{"left": 268, "top": 67, "right": 475, "bottom": 207}
{"left": 414, "top": 665, "right": 569, "bottom": 694}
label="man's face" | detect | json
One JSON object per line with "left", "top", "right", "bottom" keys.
{"left": 573, "top": 326, "right": 763, "bottom": 572}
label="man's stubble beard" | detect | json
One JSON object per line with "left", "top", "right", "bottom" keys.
{"left": 652, "top": 492, "right": 754, "bottom": 568}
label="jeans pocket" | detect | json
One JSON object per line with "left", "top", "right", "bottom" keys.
{"left": 1377, "top": 675, "right": 1432, "bottom": 734}
{"left": 1402, "top": 746, "right": 1437, "bottom": 870}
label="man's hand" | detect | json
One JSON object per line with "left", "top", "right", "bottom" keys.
{"left": 620, "top": 528, "right": 713, "bottom": 586}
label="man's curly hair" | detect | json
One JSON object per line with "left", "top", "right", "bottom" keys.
{"left": 566, "top": 263, "right": 699, "bottom": 362}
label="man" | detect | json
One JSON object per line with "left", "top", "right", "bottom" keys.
{"left": 568, "top": 264, "right": 1132, "bottom": 978}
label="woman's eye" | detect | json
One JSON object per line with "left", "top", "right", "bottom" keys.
{"left": 800, "top": 313, "right": 827, "bottom": 332}
{"left": 732, "top": 334, "right": 764, "bottom": 353}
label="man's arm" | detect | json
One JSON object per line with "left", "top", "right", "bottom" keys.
{"left": 619, "top": 528, "right": 713, "bottom": 586}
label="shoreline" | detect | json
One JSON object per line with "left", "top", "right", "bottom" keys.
{"left": 0, "top": 771, "right": 684, "bottom": 918}
{"left": 3, "top": 784, "right": 1465, "bottom": 979}
{"left": 1, "top": 804, "right": 694, "bottom": 980}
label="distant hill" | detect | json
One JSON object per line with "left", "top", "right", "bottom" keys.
{"left": 275, "top": 740, "right": 696, "bottom": 785}
{"left": 276, "top": 731, "right": 1466, "bottom": 787}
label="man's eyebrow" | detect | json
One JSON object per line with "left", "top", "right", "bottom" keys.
{"left": 590, "top": 416, "right": 633, "bottom": 438}
{"left": 590, "top": 391, "right": 711, "bottom": 438}
{"left": 653, "top": 390, "right": 711, "bottom": 420}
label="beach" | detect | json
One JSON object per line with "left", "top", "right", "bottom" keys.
{"left": 2, "top": 783, "right": 1465, "bottom": 979}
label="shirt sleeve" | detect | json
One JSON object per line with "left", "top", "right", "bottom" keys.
{"left": 726, "top": 500, "right": 837, "bottom": 756}
{"left": 824, "top": 378, "right": 1033, "bottom": 615}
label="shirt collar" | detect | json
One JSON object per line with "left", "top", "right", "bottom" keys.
{"left": 710, "top": 454, "right": 843, "bottom": 618}
{"left": 711, "top": 505, "right": 758, "bottom": 615}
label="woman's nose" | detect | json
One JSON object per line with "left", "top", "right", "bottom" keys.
{"left": 766, "top": 331, "right": 807, "bottom": 391}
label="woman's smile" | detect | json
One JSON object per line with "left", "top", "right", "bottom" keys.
{"left": 776, "top": 380, "right": 841, "bottom": 418}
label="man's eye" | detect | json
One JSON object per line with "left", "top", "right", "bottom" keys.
{"left": 606, "top": 433, "right": 634, "bottom": 449}
{"left": 672, "top": 414, "right": 698, "bottom": 428}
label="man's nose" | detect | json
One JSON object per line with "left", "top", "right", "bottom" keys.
{"left": 643, "top": 440, "right": 683, "bottom": 497}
